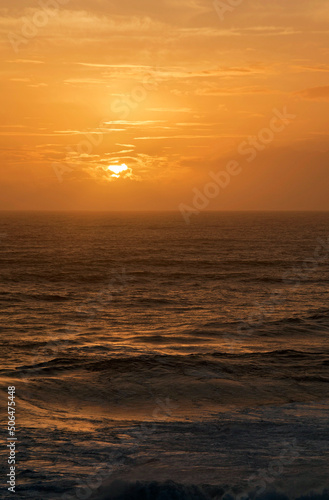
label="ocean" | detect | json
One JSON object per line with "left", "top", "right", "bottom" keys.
{"left": 0, "top": 211, "right": 328, "bottom": 499}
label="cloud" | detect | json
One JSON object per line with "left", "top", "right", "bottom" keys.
{"left": 238, "top": 26, "right": 302, "bottom": 36}
{"left": 134, "top": 135, "right": 223, "bottom": 140}
{"left": 154, "top": 64, "right": 271, "bottom": 81}
{"left": 64, "top": 78, "right": 110, "bottom": 85}
{"left": 196, "top": 86, "right": 279, "bottom": 96}
{"left": 7, "top": 59, "right": 44, "bottom": 64}
{"left": 294, "top": 86, "right": 329, "bottom": 101}
{"left": 294, "top": 64, "right": 329, "bottom": 72}
{"left": 104, "top": 120, "right": 166, "bottom": 126}
{"left": 77, "top": 63, "right": 152, "bottom": 69}
{"left": 147, "top": 108, "right": 192, "bottom": 113}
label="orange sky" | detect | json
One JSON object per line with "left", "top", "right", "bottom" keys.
{"left": 0, "top": 0, "right": 329, "bottom": 211}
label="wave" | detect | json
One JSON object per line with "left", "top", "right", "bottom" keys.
{"left": 88, "top": 481, "right": 329, "bottom": 500}
{"left": 0, "top": 291, "right": 71, "bottom": 302}
{"left": 183, "top": 307, "right": 329, "bottom": 339}
{"left": 23, "top": 293, "right": 71, "bottom": 302}
{"left": 3, "top": 349, "right": 328, "bottom": 378}
{"left": 3, "top": 348, "right": 328, "bottom": 414}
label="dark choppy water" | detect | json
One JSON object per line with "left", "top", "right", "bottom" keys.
{"left": 0, "top": 212, "right": 328, "bottom": 499}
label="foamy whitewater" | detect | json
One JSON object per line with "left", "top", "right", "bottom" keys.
{"left": 0, "top": 212, "right": 328, "bottom": 499}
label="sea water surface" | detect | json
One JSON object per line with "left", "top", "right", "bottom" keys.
{"left": 0, "top": 212, "right": 328, "bottom": 499}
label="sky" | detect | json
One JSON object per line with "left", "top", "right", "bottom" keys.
{"left": 0, "top": 0, "right": 328, "bottom": 211}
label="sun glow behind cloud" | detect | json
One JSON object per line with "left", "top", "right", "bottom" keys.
{"left": 107, "top": 163, "right": 129, "bottom": 178}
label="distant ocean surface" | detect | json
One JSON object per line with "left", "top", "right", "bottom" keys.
{"left": 0, "top": 212, "right": 328, "bottom": 499}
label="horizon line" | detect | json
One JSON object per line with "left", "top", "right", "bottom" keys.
{"left": 1, "top": 209, "right": 329, "bottom": 214}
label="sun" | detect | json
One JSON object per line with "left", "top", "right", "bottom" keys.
{"left": 107, "top": 163, "right": 129, "bottom": 178}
